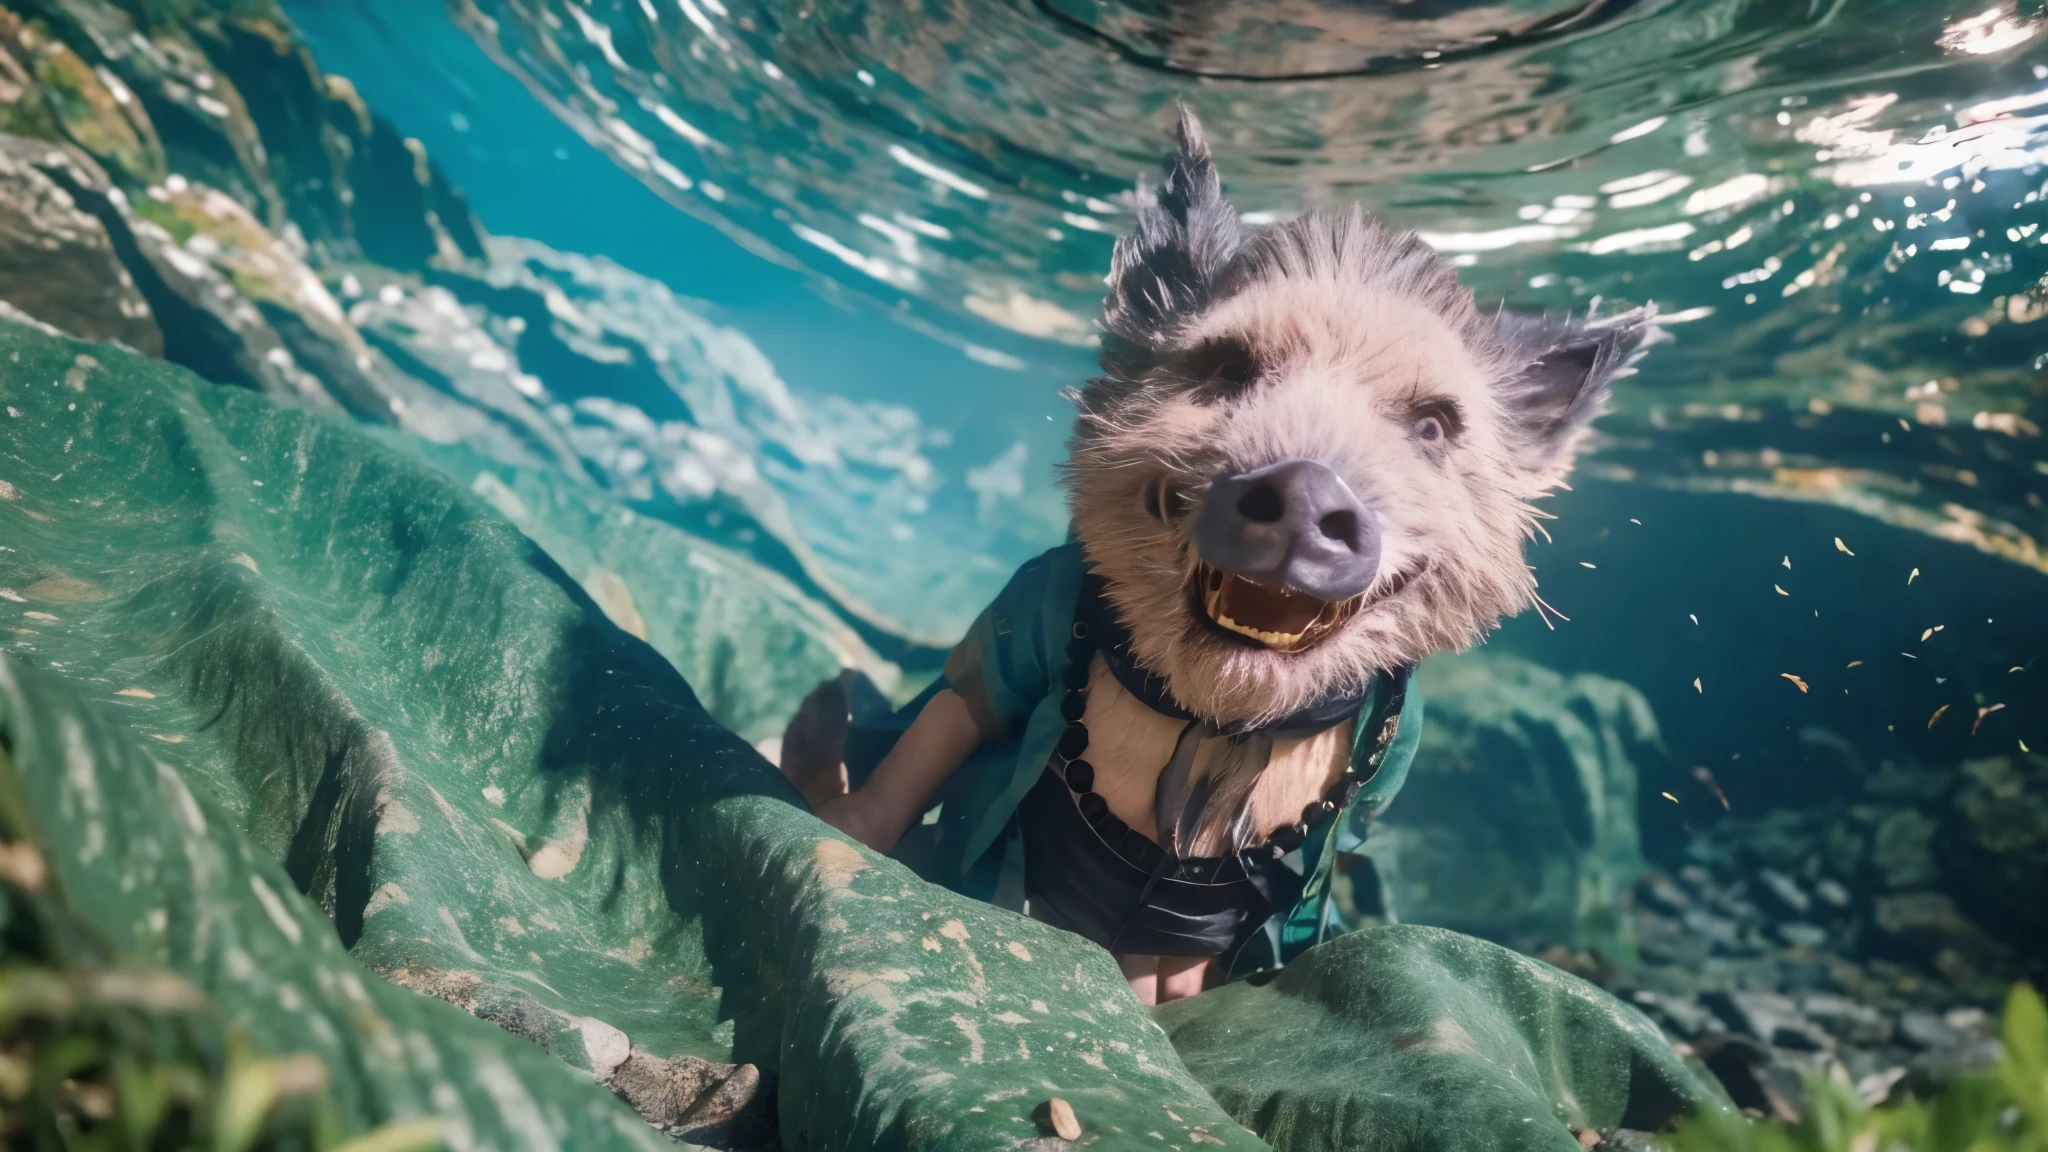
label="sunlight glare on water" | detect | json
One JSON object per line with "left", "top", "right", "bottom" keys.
{"left": 417, "top": 0, "right": 2048, "bottom": 596}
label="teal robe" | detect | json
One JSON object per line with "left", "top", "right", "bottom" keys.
{"left": 847, "top": 541, "right": 1423, "bottom": 975}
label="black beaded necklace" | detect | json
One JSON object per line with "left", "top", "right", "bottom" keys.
{"left": 1045, "top": 578, "right": 1411, "bottom": 880}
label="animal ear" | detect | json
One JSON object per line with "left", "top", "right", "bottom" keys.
{"left": 1493, "top": 304, "right": 1657, "bottom": 486}
{"left": 1100, "top": 105, "right": 1243, "bottom": 368}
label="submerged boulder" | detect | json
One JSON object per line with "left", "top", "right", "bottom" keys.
{"left": 0, "top": 7, "right": 166, "bottom": 185}
{"left": 1941, "top": 753, "right": 2048, "bottom": 961}
{"left": 0, "top": 316, "right": 1724, "bottom": 1148}
{"left": 0, "top": 134, "right": 159, "bottom": 350}
{"left": 1357, "top": 652, "right": 1658, "bottom": 963}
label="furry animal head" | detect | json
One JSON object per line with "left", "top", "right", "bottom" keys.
{"left": 1067, "top": 107, "right": 1654, "bottom": 726}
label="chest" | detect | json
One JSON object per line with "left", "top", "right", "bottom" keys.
{"left": 1074, "top": 654, "right": 1353, "bottom": 857}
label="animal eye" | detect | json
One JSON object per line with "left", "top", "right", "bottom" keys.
{"left": 1139, "top": 476, "right": 1183, "bottom": 523}
{"left": 1182, "top": 339, "right": 1259, "bottom": 397}
{"left": 1409, "top": 399, "right": 1462, "bottom": 445}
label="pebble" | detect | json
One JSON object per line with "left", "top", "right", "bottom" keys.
{"left": 1777, "top": 922, "right": 1828, "bottom": 948}
{"left": 1632, "top": 990, "right": 1723, "bottom": 1038}
{"left": 1044, "top": 1097, "right": 1080, "bottom": 1142}
{"left": 1755, "top": 869, "right": 1811, "bottom": 915}
{"left": 1813, "top": 878, "right": 1852, "bottom": 907}
{"left": 1703, "top": 990, "right": 1830, "bottom": 1052}
{"left": 1898, "top": 1010, "right": 1962, "bottom": 1052}
{"left": 1801, "top": 994, "right": 1893, "bottom": 1046}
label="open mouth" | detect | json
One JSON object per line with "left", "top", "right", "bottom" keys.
{"left": 1192, "top": 561, "right": 1423, "bottom": 653}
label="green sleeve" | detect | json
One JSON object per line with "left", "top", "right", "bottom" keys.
{"left": 942, "top": 545, "right": 1078, "bottom": 739}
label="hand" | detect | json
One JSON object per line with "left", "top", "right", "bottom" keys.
{"left": 806, "top": 687, "right": 987, "bottom": 857}
{"left": 815, "top": 790, "right": 899, "bottom": 854}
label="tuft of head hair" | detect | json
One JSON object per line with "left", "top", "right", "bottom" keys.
{"left": 1100, "top": 105, "right": 1245, "bottom": 380}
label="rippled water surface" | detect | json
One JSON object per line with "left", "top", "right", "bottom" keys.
{"left": 281, "top": 0, "right": 2048, "bottom": 784}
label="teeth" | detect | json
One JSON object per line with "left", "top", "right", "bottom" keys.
{"left": 1211, "top": 610, "right": 1308, "bottom": 651}
{"left": 1200, "top": 568, "right": 1315, "bottom": 651}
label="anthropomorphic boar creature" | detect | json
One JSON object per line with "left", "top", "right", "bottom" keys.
{"left": 781, "top": 108, "right": 1653, "bottom": 1005}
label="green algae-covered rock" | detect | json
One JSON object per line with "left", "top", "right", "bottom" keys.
{"left": 0, "top": 315, "right": 1723, "bottom": 1149}
{"left": 1356, "top": 654, "right": 1659, "bottom": 963}
{"left": 0, "top": 317, "right": 1266, "bottom": 1149}
{"left": 0, "top": 652, "right": 672, "bottom": 1152}
{"left": 1159, "top": 926, "right": 1719, "bottom": 1152}
{"left": 396, "top": 435, "right": 906, "bottom": 744}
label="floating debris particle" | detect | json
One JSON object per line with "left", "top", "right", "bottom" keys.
{"left": 1660, "top": 791, "right": 1679, "bottom": 803}
{"left": 0, "top": 839, "right": 47, "bottom": 892}
{"left": 115, "top": 687, "right": 155, "bottom": 699}
{"left": 1629, "top": 518, "right": 1642, "bottom": 525}
{"left": 1898, "top": 418, "right": 1911, "bottom": 431}
{"left": 1781, "top": 673, "right": 1809, "bottom": 693}
{"left": 1693, "top": 678, "right": 1703, "bottom": 693}
{"left": 2023, "top": 739, "right": 2033, "bottom": 752}
{"left": 1908, "top": 568, "right": 1920, "bottom": 584}
{"left": 1901, "top": 652, "right": 1918, "bottom": 659}
{"left": 22, "top": 611, "right": 57, "bottom": 622}
{"left": 1691, "top": 766, "right": 1731, "bottom": 810}
{"left": 0, "top": 588, "right": 21, "bottom": 602}
{"left": 1847, "top": 660, "right": 1863, "bottom": 668}
{"left": 150, "top": 734, "right": 185, "bottom": 744}
{"left": 1972, "top": 704, "right": 2005, "bottom": 736}
{"left": 1834, "top": 537, "right": 1854, "bottom": 555}
{"left": 2013, "top": 667, "right": 2026, "bottom": 673}
{"left": 1781, "top": 556, "right": 1792, "bottom": 569}
{"left": 1774, "top": 584, "right": 1788, "bottom": 596}
{"left": 1579, "top": 562, "right": 1596, "bottom": 569}
{"left": 1920, "top": 625, "right": 1944, "bottom": 642}
{"left": 1689, "top": 614, "right": 1699, "bottom": 625}
{"left": 1927, "top": 704, "right": 1950, "bottom": 729}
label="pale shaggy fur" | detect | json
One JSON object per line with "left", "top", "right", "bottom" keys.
{"left": 1065, "top": 108, "right": 1653, "bottom": 728}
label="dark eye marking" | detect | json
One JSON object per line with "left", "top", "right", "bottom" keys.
{"left": 1409, "top": 397, "right": 1464, "bottom": 446}
{"left": 1177, "top": 338, "right": 1260, "bottom": 401}
{"left": 1138, "top": 475, "right": 1185, "bottom": 523}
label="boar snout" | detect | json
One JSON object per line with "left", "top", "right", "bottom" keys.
{"left": 1192, "top": 459, "right": 1381, "bottom": 602}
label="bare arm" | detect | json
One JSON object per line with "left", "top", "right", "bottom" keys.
{"left": 816, "top": 688, "right": 987, "bottom": 854}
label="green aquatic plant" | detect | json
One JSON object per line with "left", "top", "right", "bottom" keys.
{"left": 1664, "top": 983, "right": 2048, "bottom": 1152}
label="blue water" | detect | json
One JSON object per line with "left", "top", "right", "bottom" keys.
{"left": 276, "top": 0, "right": 2048, "bottom": 815}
